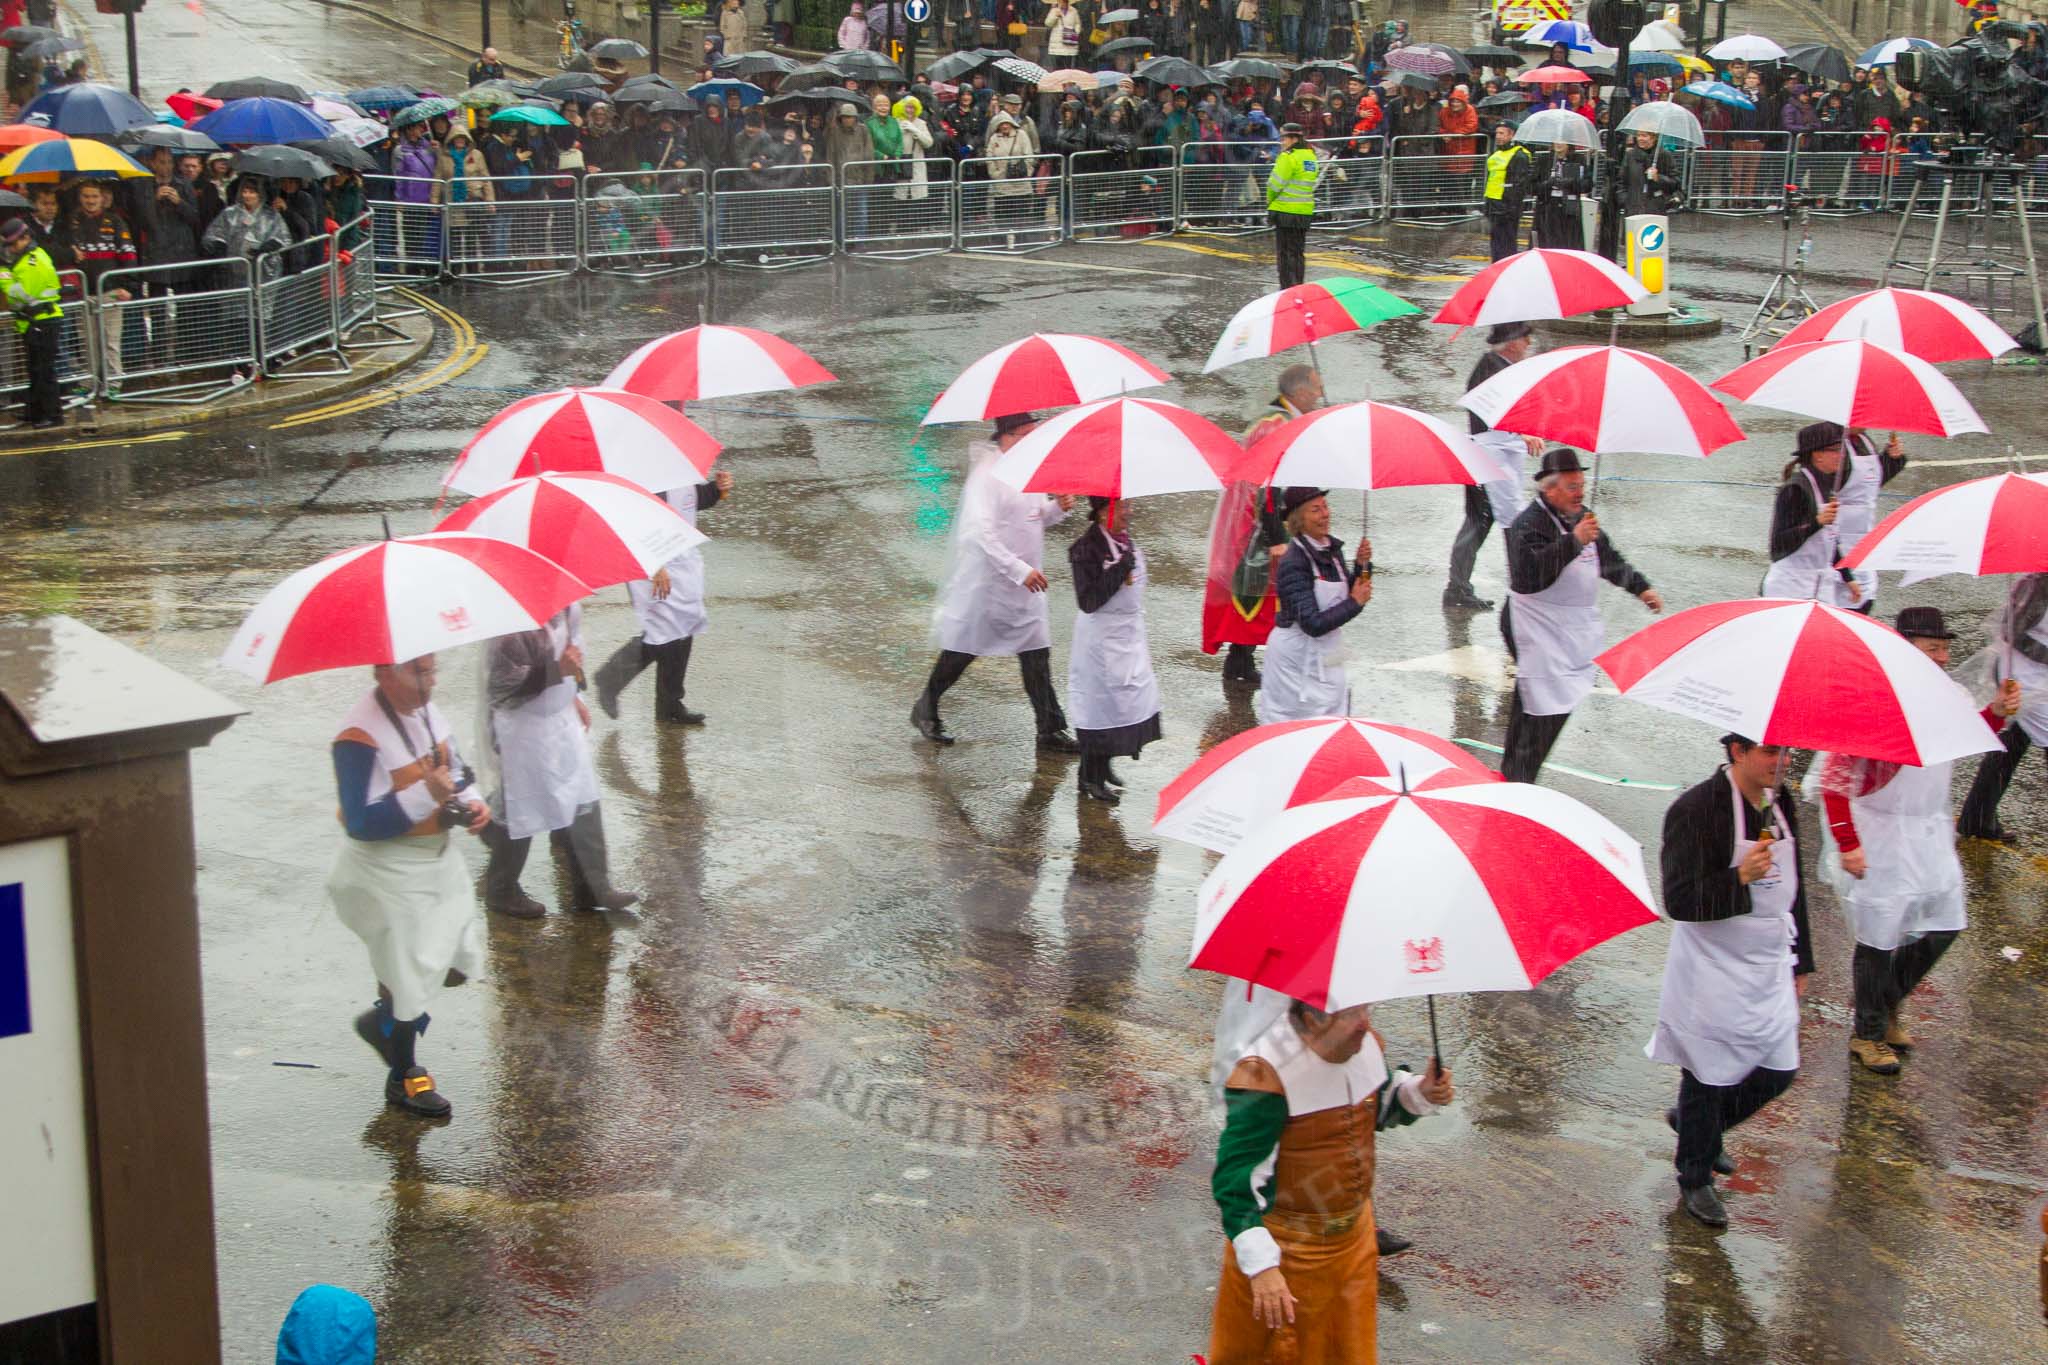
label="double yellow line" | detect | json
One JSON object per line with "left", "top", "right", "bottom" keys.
{"left": 268, "top": 288, "right": 488, "bottom": 431}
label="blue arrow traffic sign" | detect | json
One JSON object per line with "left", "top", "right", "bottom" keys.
{"left": 905, "top": 0, "right": 932, "bottom": 21}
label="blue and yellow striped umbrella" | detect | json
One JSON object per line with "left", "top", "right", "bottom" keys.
{"left": 0, "top": 136, "right": 151, "bottom": 182}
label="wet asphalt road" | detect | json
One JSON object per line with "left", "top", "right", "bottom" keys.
{"left": 8, "top": 3, "right": 2048, "bottom": 1361}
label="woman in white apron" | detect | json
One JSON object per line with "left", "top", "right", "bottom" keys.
{"left": 1500, "top": 448, "right": 1659, "bottom": 783}
{"left": 1646, "top": 734, "right": 1813, "bottom": 1227}
{"left": 1256, "top": 486, "right": 1372, "bottom": 725}
{"left": 1066, "top": 498, "right": 1162, "bottom": 804}
{"left": 1959, "top": 571, "right": 2048, "bottom": 841}
{"left": 1761, "top": 424, "right": 1859, "bottom": 606}
{"left": 1833, "top": 425, "right": 1908, "bottom": 613}
{"left": 1814, "top": 607, "right": 2021, "bottom": 1071}
{"left": 594, "top": 468, "right": 733, "bottom": 726}
{"left": 1446, "top": 321, "right": 1537, "bottom": 611}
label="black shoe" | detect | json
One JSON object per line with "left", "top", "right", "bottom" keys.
{"left": 1375, "top": 1227, "right": 1413, "bottom": 1256}
{"left": 595, "top": 669, "right": 624, "bottom": 721}
{"left": 1223, "top": 667, "right": 1263, "bottom": 689}
{"left": 486, "top": 890, "right": 547, "bottom": 919}
{"left": 353, "top": 1007, "right": 391, "bottom": 1066}
{"left": 1079, "top": 778, "right": 1121, "bottom": 803}
{"left": 1037, "top": 730, "right": 1081, "bottom": 754}
{"left": 1103, "top": 762, "right": 1126, "bottom": 789}
{"left": 386, "top": 1066, "right": 453, "bottom": 1119}
{"left": 1442, "top": 587, "right": 1494, "bottom": 610}
{"left": 577, "top": 888, "right": 640, "bottom": 912}
{"left": 661, "top": 706, "right": 706, "bottom": 726}
{"left": 910, "top": 695, "right": 954, "bottom": 744}
{"left": 1958, "top": 823, "right": 2017, "bottom": 844}
{"left": 1666, "top": 1107, "right": 1738, "bottom": 1175}
{"left": 1680, "top": 1183, "right": 1728, "bottom": 1228}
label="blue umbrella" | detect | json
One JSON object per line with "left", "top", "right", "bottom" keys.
{"left": 684, "top": 79, "right": 766, "bottom": 107}
{"left": 1857, "top": 37, "right": 1939, "bottom": 68}
{"left": 1621, "top": 51, "right": 1685, "bottom": 76}
{"left": 348, "top": 85, "right": 422, "bottom": 112}
{"left": 190, "top": 96, "right": 333, "bottom": 145}
{"left": 1523, "top": 19, "right": 1599, "bottom": 53}
{"left": 1683, "top": 79, "right": 1756, "bottom": 109}
{"left": 18, "top": 82, "right": 154, "bottom": 137}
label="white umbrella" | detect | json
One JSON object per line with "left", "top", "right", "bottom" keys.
{"left": 1631, "top": 21, "right": 1690, "bottom": 53}
{"left": 1619, "top": 100, "right": 1705, "bottom": 147}
{"left": 1707, "top": 34, "right": 1789, "bottom": 62}
{"left": 1513, "top": 107, "right": 1599, "bottom": 150}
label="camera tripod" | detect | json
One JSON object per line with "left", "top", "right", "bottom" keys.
{"left": 1882, "top": 152, "right": 2048, "bottom": 351}
{"left": 1738, "top": 186, "right": 1819, "bottom": 354}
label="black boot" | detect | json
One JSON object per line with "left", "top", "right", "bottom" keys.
{"left": 383, "top": 1015, "right": 451, "bottom": 1119}
{"left": 1375, "top": 1227, "right": 1413, "bottom": 1256}
{"left": 1222, "top": 643, "right": 1261, "bottom": 688}
{"left": 593, "top": 637, "right": 647, "bottom": 720}
{"left": 653, "top": 639, "right": 705, "bottom": 725}
{"left": 1078, "top": 753, "right": 1120, "bottom": 803}
{"left": 910, "top": 692, "right": 954, "bottom": 744}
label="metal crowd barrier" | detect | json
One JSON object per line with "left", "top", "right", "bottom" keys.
{"left": 712, "top": 164, "right": 835, "bottom": 269}
{"left": 1309, "top": 135, "right": 1384, "bottom": 230}
{"left": 1884, "top": 133, "right": 1984, "bottom": 214}
{"left": 1176, "top": 141, "right": 1274, "bottom": 235}
{"left": 957, "top": 154, "right": 1063, "bottom": 254}
{"left": 1068, "top": 146, "right": 1176, "bottom": 242}
{"left": 1386, "top": 135, "right": 1487, "bottom": 223}
{"left": 1685, "top": 130, "right": 1793, "bottom": 215}
{"left": 0, "top": 268, "right": 93, "bottom": 416}
{"left": 443, "top": 173, "right": 580, "bottom": 285}
{"left": 95, "top": 256, "right": 256, "bottom": 406}
{"left": 367, "top": 178, "right": 445, "bottom": 280}
{"left": 583, "top": 171, "right": 708, "bottom": 275}
{"left": 841, "top": 157, "right": 957, "bottom": 259}
{"left": 255, "top": 229, "right": 350, "bottom": 379}
{"left": 1788, "top": 131, "right": 1891, "bottom": 214}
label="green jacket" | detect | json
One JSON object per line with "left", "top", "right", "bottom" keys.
{"left": 0, "top": 245, "right": 61, "bottom": 332}
{"left": 1266, "top": 143, "right": 1318, "bottom": 215}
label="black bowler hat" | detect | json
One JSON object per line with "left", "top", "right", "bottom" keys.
{"left": 1895, "top": 606, "right": 1954, "bottom": 640}
{"left": 992, "top": 410, "right": 1040, "bottom": 437}
{"left": 1536, "top": 446, "right": 1584, "bottom": 478}
{"left": 1279, "top": 485, "right": 1329, "bottom": 516}
{"left": 1797, "top": 420, "right": 1846, "bottom": 455}
{"left": 1486, "top": 321, "right": 1532, "bottom": 346}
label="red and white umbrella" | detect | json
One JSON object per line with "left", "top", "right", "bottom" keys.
{"left": 221, "top": 534, "right": 592, "bottom": 684}
{"left": 1840, "top": 470, "right": 2048, "bottom": 583}
{"left": 1431, "top": 248, "right": 1648, "bottom": 329}
{"left": 443, "top": 387, "right": 721, "bottom": 495}
{"left": 1774, "top": 286, "right": 2018, "bottom": 362}
{"left": 1202, "top": 278, "right": 1422, "bottom": 373}
{"left": 986, "top": 397, "right": 1240, "bottom": 497}
{"left": 1189, "top": 773, "right": 1657, "bottom": 1010}
{"left": 1153, "top": 717, "right": 1498, "bottom": 853}
{"left": 602, "top": 324, "right": 836, "bottom": 401}
{"left": 921, "top": 333, "right": 1169, "bottom": 425}
{"left": 1596, "top": 597, "right": 2004, "bottom": 764}
{"left": 1461, "top": 345, "right": 1744, "bottom": 457}
{"left": 434, "top": 472, "right": 708, "bottom": 591}
{"left": 1235, "top": 400, "right": 1500, "bottom": 490}
{"left": 1711, "top": 339, "right": 1987, "bottom": 438}
{"left": 1517, "top": 63, "right": 1593, "bottom": 83}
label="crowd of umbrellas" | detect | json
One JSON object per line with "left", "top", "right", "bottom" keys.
{"left": 212, "top": 244, "right": 2040, "bottom": 1042}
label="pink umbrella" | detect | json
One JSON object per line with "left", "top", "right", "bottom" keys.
{"left": 1596, "top": 597, "right": 2004, "bottom": 764}
{"left": 985, "top": 396, "right": 1240, "bottom": 498}
{"left": 1518, "top": 64, "right": 1593, "bottom": 83}
{"left": 220, "top": 534, "right": 592, "bottom": 683}
{"left": 1774, "top": 286, "right": 2017, "bottom": 362}
{"left": 1154, "top": 717, "right": 1498, "bottom": 853}
{"left": 435, "top": 472, "right": 708, "bottom": 591}
{"left": 1839, "top": 470, "right": 2048, "bottom": 581}
{"left": 1460, "top": 344, "right": 1744, "bottom": 458}
{"left": 443, "top": 387, "right": 721, "bottom": 495}
{"left": 921, "top": 333, "right": 1169, "bottom": 425}
{"left": 1189, "top": 772, "right": 1657, "bottom": 1012}
{"left": 603, "top": 324, "right": 836, "bottom": 402}
{"left": 1431, "top": 248, "right": 1647, "bottom": 328}
{"left": 1711, "top": 339, "right": 1987, "bottom": 437}
{"left": 1235, "top": 400, "right": 1500, "bottom": 490}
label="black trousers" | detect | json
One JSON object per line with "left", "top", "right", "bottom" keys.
{"left": 1501, "top": 688, "right": 1570, "bottom": 783}
{"left": 481, "top": 802, "right": 612, "bottom": 908}
{"left": 21, "top": 317, "right": 58, "bottom": 424}
{"left": 595, "top": 634, "right": 694, "bottom": 720}
{"left": 1674, "top": 1065, "right": 1796, "bottom": 1189}
{"left": 1486, "top": 209, "right": 1520, "bottom": 261}
{"left": 1851, "top": 931, "right": 1957, "bottom": 1040}
{"left": 1270, "top": 211, "right": 1310, "bottom": 290}
{"left": 1223, "top": 642, "right": 1259, "bottom": 680}
{"left": 924, "top": 646, "right": 1066, "bottom": 735}
{"left": 1447, "top": 485, "right": 1493, "bottom": 595}
{"left": 1958, "top": 724, "right": 2032, "bottom": 835}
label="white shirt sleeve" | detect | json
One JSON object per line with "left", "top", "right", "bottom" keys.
{"left": 1232, "top": 1226, "right": 1283, "bottom": 1279}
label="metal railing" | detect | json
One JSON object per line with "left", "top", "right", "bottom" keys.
{"left": 368, "top": 178, "right": 445, "bottom": 279}
{"left": 712, "top": 164, "right": 836, "bottom": 269}
{"left": 957, "top": 154, "right": 1063, "bottom": 254}
{"left": 1309, "top": 135, "right": 1385, "bottom": 230}
{"left": 841, "top": 157, "right": 956, "bottom": 259}
{"left": 1685, "top": 130, "right": 1794, "bottom": 215}
{"left": 1176, "top": 141, "right": 1275, "bottom": 236}
{"left": 0, "top": 268, "right": 93, "bottom": 416}
{"left": 1068, "top": 146, "right": 1176, "bottom": 242}
{"left": 583, "top": 171, "right": 708, "bottom": 275}
{"left": 95, "top": 256, "right": 257, "bottom": 406}
{"left": 255, "top": 228, "right": 349, "bottom": 380}
{"left": 1385, "top": 134, "right": 1488, "bottom": 223}
{"left": 442, "top": 173, "right": 580, "bottom": 285}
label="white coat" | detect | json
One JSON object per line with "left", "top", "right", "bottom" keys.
{"left": 896, "top": 115, "right": 933, "bottom": 200}
{"left": 627, "top": 481, "right": 708, "bottom": 646}
{"left": 489, "top": 608, "right": 600, "bottom": 842}
{"left": 1067, "top": 532, "right": 1160, "bottom": 732}
{"left": 934, "top": 441, "right": 1068, "bottom": 656}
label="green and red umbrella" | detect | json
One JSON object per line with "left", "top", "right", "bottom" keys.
{"left": 1202, "top": 277, "right": 1421, "bottom": 374}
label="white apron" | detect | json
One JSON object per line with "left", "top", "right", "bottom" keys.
{"left": 1646, "top": 778, "right": 1801, "bottom": 1085}
{"left": 628, "top": 481, "right": 707, "bottom": 646}
{"left": 1256, "top": 540, "right": 1351, "bottom": 723}
{"left": 491, "top": 612, "right": 600, "bottom": 842}
{"left": 1834, "top": 435, "right": 1883, "bottom": 609}
{"left": 934, "top": 442, "right": 1066, "bottom": 657}
{"left": 1760, "top": 466, "right": 1848, "bottom": 606}
{"left": 1509, "top": 507, "right": 1602, "bottom": 716}
{"left": 1067, "top": 538, "right": 1161, "bottom": 733}
{"left": 1995, "top": 587, "right": 2048, "bottom": 745}
{"left": 1474, "top": 429, "right": 1529, "bottom": 527}
{"left": 1839, "top": 760, "right": 1967, "bottom": 951}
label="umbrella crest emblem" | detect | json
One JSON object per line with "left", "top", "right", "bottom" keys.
{"left": 439, "top": 607, "right": 472, "bottom": 634}
{"left": 1403, "top": 937, "right": 1445, "bottom": 974}
{"left": 244, "top": 633, "right": 264, "bottom": 656}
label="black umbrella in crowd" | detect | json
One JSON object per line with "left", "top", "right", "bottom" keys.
{"left": 206, "top": 77, "right": 310, "bottom": 101}
{"left": 236, "top": 144, "right": 334, "bottom": 180}
{"left": 1783, "top": 42, "right": 1852, "bottom": 85}
{"left": 612, "top": 84, "right": 680, "bottom": 105}
{"left": 822, "top": 48, "right": 902, "bottom": 80}
{"left": 1477, "top": 89, "right": 1531, "bottom": 109}
{"left": 1135, "top": 54, "right": 1212, "bottom": 88}
{"left": 925, "top": 50, "right": 994, "bottom": 82}
{"left": 620, "top": 72, "right": 682, "bottom": 90}
{"left": 293, "top": 136, "right": 377, "bottom": 172}
{"left": 763, "top": 87, "right": 864, "bottom": 113}
{"left": 1217, "top": 56, "right": 1288, "bottom": 81}
{"left": 0, "top": 188, "right": 29, "bottom": 211}
{"left": 23, "top": 35, "right": 83, "bottom": 61}
{"left": 587, "top": 37, "right": 649, "bottom": 60}
{"left": 521, "top": 94, "right": 566, "bottom": 110}
{"left": 640, "top": 92, "right": 701, "bottom": 115}
{"left": 537, "top": 71, "right": 606, "bottom": 96}
{"left": 1093, "top": 36, "right": 1156, "bottom": 60}
{"left": 1464, "top": 43, "right": 1525, "bottom": 67}
{"left": 126, "top": 124, "right": 222, "bottom": 154}
{"left": 779, "top": 62, "right": 846, "bottom": 91}
{"left": 1389, "top": 70, "right": 1437, "bottom": 91}
{"left": 1294, "top": 59, "right": 1361, "bottom": 82}
{"left": 717, "top": 50, "right": 799, "bottom": 79}
{"left": 0, "top": 25, "right": 60, "bottom": 46}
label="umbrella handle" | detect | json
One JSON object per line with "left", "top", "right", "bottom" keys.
{"left": 1427, "top": 993, "right": 1441, "bottom": 1070}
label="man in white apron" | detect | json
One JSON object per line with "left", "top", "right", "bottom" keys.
{"left": 1066, "top": 498, "right": 1162, "bottom": 804}
{"left": 594, "top": 468, "right": 734, "bottom": 727}
{"left": 1761, "top": 423, "right": 1860, "bottom": 608}
{"left": 912, "top": 411, "right": 1081, "bottom": 752}
{"left": 1834, "top": 426, "right": 1907, "bottom": 613}
{"left": 328, "top": 654, "right": 490, "bottom": 1120}
{"left": 1445, "top": 322, "right": 1542, "bottom": 612}
{"left": 1499, "top": 448, "right": 1662, "bottom": 783}
{"left": 1255, "top": 485, "right": 1373, "bottom": 726}
{"left": 1647, "top": 734, "right": 1814, "bottom": 1228}
{"left": 1817, "top": 608, "right": 2022, "bottom": 1072}
{"left": 1959, "top": 571, "right": 2048, "bottom": 843}
{"left": 479, "top": 606, "right": 639, "bottom": 919}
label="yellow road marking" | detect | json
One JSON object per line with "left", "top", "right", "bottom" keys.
{"left": 269, "top": 288, "right": 484, "bottom": 430}
{"left": 1138, "top": 236, "right": 1468, "bottom": 283}
{"left": 0, "top": 429, "right": 189, "bottom": 458}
